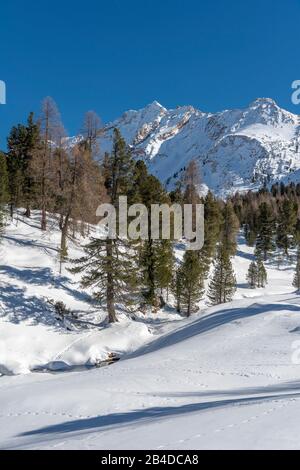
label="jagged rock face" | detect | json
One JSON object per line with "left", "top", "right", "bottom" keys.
{"left": 97, "top": 98, "right": 300, "bottom": 196}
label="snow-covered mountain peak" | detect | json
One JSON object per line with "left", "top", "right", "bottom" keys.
{"left": 96, "top": 99, "right": 300, "bottom": 196}
{"left": 249, "top": 97, "right": 278, "bottom": 107}
{"left": 147, "top": 100, "right": 166, "bottom": 110}
{"left": 242, "top": 97, "right": 297, "bottom": 127}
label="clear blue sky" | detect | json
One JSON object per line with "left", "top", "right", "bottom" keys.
{"left": 1, "top": 0, "right": 300, "bottom": 147}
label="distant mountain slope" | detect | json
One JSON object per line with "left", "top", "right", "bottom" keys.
{"left": 98, "top": 98, "right": 300, "bottom": 196}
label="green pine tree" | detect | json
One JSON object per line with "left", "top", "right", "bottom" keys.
{"left": 7, "top": 123, "right": 27, "bottom": 217}
{"left": 0, "top": 152, "right": 8, "bottom": 203}
{"left": 257, "top": 256, "right": 267, "bottom": 287}
{"left": 221, "top": 201, "right": 240, "bottom": 257}
{"left": 175, "top": 250, "right": 204, "bottom": 317}
{"left": 246, "top": 261, "right": 258, "bottom": 288}
{"left": 6, "top": 113, "right": 40, "bottom": 218}
{"left": 169, "top": 180, "right": 184, "bottom": 205}
{"left": 0, "top": 152, "right": 8, "bottom": 233}
{"left": 172, "top": 268, "right": 184, "bottom": 313}
{"left": 131, "top": 161, "right": 174, "bottom": 308}
{"left": 200, "top": 191, "right": 222, "bottom": 276}
{"left": 243, "top": 202, "right": 259, "bottom": 247}
{"left": 155, "top": 239, "right": 174, "bottom": 303}
{"left": 276, "top": 199, "right": 297, "bottom": 258}
{"left": 255, "top": 202, "right": 275, "bottom": 261}
{"left": 293, "top": 249, "right": 300, "bottom": 291}
{"left": 207, "top": 245, "right": 236, "bottom": 305}
{"left": 70, "top": 236, "right": 137, "bottom": 321}
{"left": 70, "top": 129, "right": 136, "bottom": 323}
{"left": 23, "top": 113, "right": 41, "bottom": 217}
{"left": 244, "top": 221, "right": 257, "bottom": 247}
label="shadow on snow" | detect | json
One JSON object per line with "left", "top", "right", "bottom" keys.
{"left": 126, "top": 301, "right": 300, "bottom": 358}
{"left": 0, "top": 265, "right": 91, "bottom": 304}
{"left": 18, "top": 381, "right": 300, "bottom": 439}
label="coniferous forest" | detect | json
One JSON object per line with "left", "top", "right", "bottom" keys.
{"left": 2, "top": 98, "right": 300, "bottom": 325}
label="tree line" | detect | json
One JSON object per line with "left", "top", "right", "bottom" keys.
{"left": 71, "top": 136, "right": 239, "bottom": 322}
{"left": 0, "top": 97, "right": 105, "bottom": 272}
{"left": 0, "top": 99, "right": 240, "bottom": 322}
{"left": 231, "top": 183, "right": 300, "bottom": 291}
{"left": 8, "top": 98, "right": 300, "bottom": 324}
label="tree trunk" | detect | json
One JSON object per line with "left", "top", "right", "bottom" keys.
{"left": 187, "top": 294, "right": 191, "bottom": 317}
{"left": 61, "top": 228, "right": 68, "bottom": 254}
{"left": 148, "top": 239, "right": 157, "bottom": 307}
{"left": 41, "top": 205, "right": 47, "bottom": 231}
{"left": 80, "top": 221, "right": 85, "bottom": 237}
{"left": 59, "top": 216, "right": 70, "bottom": 274}
{"left": 159, "top": 295, "right": 165, "bottom": 308}
{"left": 41, "top": 163, "right": 47, "bottom": 230}
{"left": 60, "top": 216, "right": 69, "bottom": 254}
{"left": 59, "top": 213, "right": 63, "bottom": 230}
{"left": 24, "top": 204, "right": 31, "bottom": 218}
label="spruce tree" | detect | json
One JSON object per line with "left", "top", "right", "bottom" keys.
{"left": 0, "top": 152, "right": 8, "bottom": 203}
{"left": 175, "top": 250, "right": 204, "bottom": 317}
{"left": 6, "top": 113, "right": 40, "bottom": 219}
{"left": 247, "top": 261, "right": 258, "bottom": 288}
{"left": 221, "top": 201, "right": 239, "bottom": 256}
{"left": 70, "top": 236, "right": 137, "bottom": 321}
{"left": 7, "top": 123, "right": 27, "bottom": 217}
{"left": 200, "top": 191, "right": 222, "bottom": 276}
{"left": 0, "top": 152, "right": 8, "bottom": 232}
{"left": 207, "top": 245, "right": 236, "bottom": 305}
{"left": 155, "top": 239, "right": 174, "bottom": 303}
{"left": 293, "top": 249, "right": 300, "bottom": 291}
{"left": 172, "top": 268, "right": 184, "bottom": 313}
{"left": 169, "top": 180, "right": 184, "bottom": 205}
{"left": 243, "top": 200, "right": 259, "bottom": 247}
{"left": 295, "top": 219, "right": 300, "bottom": 246}
{"left": 23, "top": 113, "right": 40, "bottom": 217}
{"left": 244, "top": 221, "right": 257, "bottom": 247}
{"left": 276, "top": 199, "right": 297, "bottom": 258}
{"left": 70, "top": 129, "right": 136, "bottom": 323}
{"left": 131, "top": 162, "right": 174, "bottom": 309}
{"left": 257, "top": 256, "right": 267, "bottom": 287}
{"left": 255, "top": 202, "right": 275, "bottom": 261}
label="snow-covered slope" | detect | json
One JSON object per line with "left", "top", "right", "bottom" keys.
{"left": 1, "top": 213, "right": 300, "bottom": 449}
{"left": 98, "top": 98, "right": 300, "bottom": 196}
{"left": 1, "top": 288, "right": 300, "bottom": 449}
{"left": 0, "top": 213, "right": 159, "bottom": 375}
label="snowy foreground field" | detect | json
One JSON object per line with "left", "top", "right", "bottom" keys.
{"left": 1, "top": 213, "right": 300, "bottom": 449}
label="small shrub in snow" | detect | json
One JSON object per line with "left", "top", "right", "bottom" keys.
{"left": 47, "top": 299, "right": 73, "bottom": 320}
{"left": 54, "top": 301, "right": 71, "bottom": 318}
